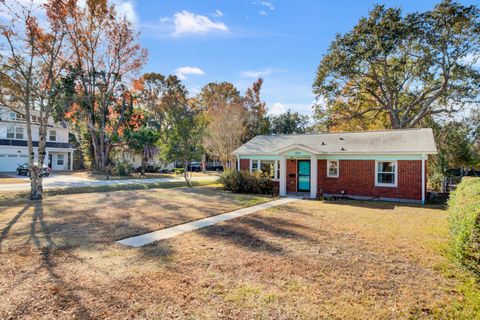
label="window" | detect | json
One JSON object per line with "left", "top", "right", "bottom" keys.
{"left": 327, "top": 160, "right": 339, "bottom": 178}
{"left": 251, "top": 159, "right": 259, "bottom": 172}
{"left": 57, "top": 154, "right": 64, "bottom": 165}
{"left": 49, "top": 130, "right": 56, "bottom": 141}
{"left": 376, "top": 160, "right": 397, "bottom": 187}
{"left": 260, "top": 160, "right": 275, "bottom": 179}
{"left": 250, "top": 159, "right": 280, "bottom": 180}
{"left": 15, "top": 127, "right": 24, "bottom": 139}
{"left": 6, "top": 126, "right": 14, "bottom": 139}
{"left": 8, "top": 112, "right": 24, "bottom": 121}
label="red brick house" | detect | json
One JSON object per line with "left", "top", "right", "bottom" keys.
{"left": 232, "top": 128, "right": 437, "bottom": 204}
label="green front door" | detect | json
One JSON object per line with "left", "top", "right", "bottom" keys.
{"left": 297, "top": 160, "right": 310, "bottom": 192}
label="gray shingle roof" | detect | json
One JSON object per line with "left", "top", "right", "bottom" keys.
{"left": 232, "top": 128, "right": 437, "bottom": 155}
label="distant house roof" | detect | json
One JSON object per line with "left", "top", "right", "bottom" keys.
{"left": 232, "top": 128, "right": 437, "bottom": 155}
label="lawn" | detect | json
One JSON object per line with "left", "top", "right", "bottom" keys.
{"left": 0, "top": 190, "right": 478, "bottom": 319}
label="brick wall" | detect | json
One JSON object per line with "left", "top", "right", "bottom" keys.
{"left": 317, "top": 160, "right": 423, "bottom": 200}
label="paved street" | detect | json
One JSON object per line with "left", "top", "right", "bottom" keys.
{"left": 0, "top": 174, "right": 218, "bottom": 192}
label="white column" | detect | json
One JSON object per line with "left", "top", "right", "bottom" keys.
{"left": 310, "top": 155, "right": 318, "bottom": 199}
{"left": 421, "top": 154, "right": 426, "bottom": 205}
{"left": 236, "top": 155, "right": 240, "bottom": 170}
{"left": 279, "top": 155, "right": 287, "bottom": 197}
{"left": 70, "top": 151, "right": 74, "bottom": 171}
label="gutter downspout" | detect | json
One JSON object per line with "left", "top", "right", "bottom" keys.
{"left": 421, "top": 154, "right": 426, "bottom": 206}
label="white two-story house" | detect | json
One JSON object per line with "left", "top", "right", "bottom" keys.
{"left": 0, "top": 107, "right": 75, "bottom": 172}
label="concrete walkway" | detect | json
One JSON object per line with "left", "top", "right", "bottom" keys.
{"left": 117, "top": 197, "right": 299, "bottom": 247}
{"left": 0, "top": 175, "right": 218, "bottom": 192}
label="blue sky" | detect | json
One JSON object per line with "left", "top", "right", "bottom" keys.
{"left": 119, "top": 0, "right": 480, "bottom": 116}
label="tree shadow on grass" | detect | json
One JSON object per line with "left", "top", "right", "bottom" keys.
{"left": 0, "top": 203, "right": 31, "bottom": 251}
{"left": 197, "top": 224, "right": 284, "bottom": 254}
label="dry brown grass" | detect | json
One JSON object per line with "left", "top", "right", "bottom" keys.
{"left": 0, "top": 193, "right": 476, "bottom": 319}
{"left": 0, "top": 173, "right": 26, "bottom": 185}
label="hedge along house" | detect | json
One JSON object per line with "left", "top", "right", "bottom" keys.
{"left": 232, "top": 128, "right": 437, "bottom": 204}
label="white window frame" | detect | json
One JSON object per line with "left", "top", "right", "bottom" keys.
{"left": 57, "top": 154, "right": 64, "bottom": 165}
{"left": 375, "top": 160, "right": 398, "bottom": 187}
{"left": 250, "top": 159, "right": 280, "bottom": 181}
{"left": 15, "top": 127, "right": 24, "bottom": 139}
{"left": 327, "top": 160, "right": 339, "bottom": 178}
{"left": 49, "top": 130, "right": 57, "bottom": 142}
{"left": 6, "top": 126, "right": 15, "bottom": 139}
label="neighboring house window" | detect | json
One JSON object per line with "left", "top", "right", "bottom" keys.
{"left": 260, "top": 160, "right": 275, "bottom": 179}
{"left": 49, "top": 130, "right": 56, "bottom": 141}
{"left": 6, "top": 126, "right": 23, "bottom": 139}
{"left": 8, "top": 112, "right": 24, "bottom": 121}
{"left": 327, "top": 160, "right": 339, "bottom": 178}
{"left": 15, "top": 127, "right": 24, "bottom": 139}
{"left": 57, "top": 154, "right": 64, "bottom": 165}
{"left": 376, "top": 160, "right": 397, "bottom": 187}
{"left": 6, "top": 126, "right": 14, "bottom": 139}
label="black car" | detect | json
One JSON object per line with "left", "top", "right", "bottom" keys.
{"left": 16, "top": 163, "right": 51, "bottom": 177}
{"left": 187, "top": 161, "right": 202, "bottom": 172}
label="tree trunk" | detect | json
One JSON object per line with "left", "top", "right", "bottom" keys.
{"left": 141, "top": 157, "right": 147, "bottom": 176}
{"left": 183, "top": 162, "right": 191, "bottom": 187}
{"left": 201, "top": 153, "right": 207, "bottom": 173}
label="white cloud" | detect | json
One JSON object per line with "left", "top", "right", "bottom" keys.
{"left": 240, "top": 68, "right": 273, "bottom": 78}
{"left": 173, "top": 10, "right": 228, "bottom": 36}
{"left": 268, "top": 102, "right": 288, "bottom": 116}
{"left": 115, "top": 0, "right": 137, "bottom": 24}
{"left": 175, "top": 66, "right": 205, "bottom": 80}
{"left": 462, "top": 53, "right": 480, "bottom": 68}
{"left": 261, "top": 1, "right": 275, "bottom": 10}
{"left": 213, "top": 9, "right": 223, "bottom": 17}
{"left": 259, "top": 10, "right": 268, "bottom": 16}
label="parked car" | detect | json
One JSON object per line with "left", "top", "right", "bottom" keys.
{"left": 16, "top": 163, "right": 51, "bottom": 177}
{"left": 187, "top": 161, "right": 202, "bottom": 172}
{"left": 207, "top": 163, "right": 224, "bottom": 171}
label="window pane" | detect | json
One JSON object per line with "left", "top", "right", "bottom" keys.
{"left": 251, "top": 160, "right": 258, "bottom": 171}
{"left": 378, "top": 161, "right": 395, "bottom": 173}
{"left": 16, "top": 127, "right": 24, "bottom": 139}
{"left": 328, "top": 161, "right": 338, "bottom": 176}
{"left": 50, "top": 130, "right": 56, "bottom": 141}
{"left": 378, "top": 173, "right": 395, "bottom": 184}
{"left": 57, "top": 155, "right": 64, "bottom": 165}
{"left": 260, "top": 160, "right": 275, "bottom": 179}
{"left": 276, "top": 161, "right": 280, "bottom": 180}
{"left": 7, "top": 127, "right": 14, "bottom": 138}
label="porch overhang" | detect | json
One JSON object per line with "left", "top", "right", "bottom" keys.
{"left": 273, "top": 144, "right": 318, "bottom": 155}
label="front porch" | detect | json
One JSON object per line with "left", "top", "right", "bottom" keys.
{"left": 238, "top": 144, "right": 319, "bottom": 199}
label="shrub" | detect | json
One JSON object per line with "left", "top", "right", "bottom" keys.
{"left": 174, "top": 168, "right": 184, "bottom": 175}
{"left": 220, "top": 169, "right": 276, "bottom": 195}
{"left": 111, "top": 160, "right": 133, "bottom": 176}
{"left": 448, "top": 177, "right": 480, "bottom": 276}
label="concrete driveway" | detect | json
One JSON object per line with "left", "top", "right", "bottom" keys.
{"left": 0, "top": 173, "right": 218, "bottom": 192}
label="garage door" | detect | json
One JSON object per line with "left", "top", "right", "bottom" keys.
{"left": 0, "top": 154, "right": 28, "bottom": 172}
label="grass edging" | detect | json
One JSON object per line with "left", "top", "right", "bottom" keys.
{"left": 0, "top": 179, "right": 219, "bottom": 203}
